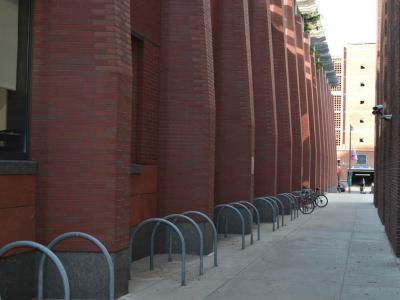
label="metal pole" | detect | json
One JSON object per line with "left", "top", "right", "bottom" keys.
{"left": 348, "top": 124, "right": 352, "bottom": 193}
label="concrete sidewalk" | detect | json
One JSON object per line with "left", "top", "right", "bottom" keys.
{"left": 120, "top": 193, "right": 400, "bottom": 300}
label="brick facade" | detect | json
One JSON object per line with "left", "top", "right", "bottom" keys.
{"left": 158, "top": 0, "right": 216, "bottom": 215}
{"left": 295, "top": 16, "right": 311, "bottom": 187}
{"left": 1, "top": 0, "right": 338, "bottom": 297}
{"left": 284, "top": 0, "right": 303, "bottom": 191}
{"left": 270, "top": 0, "right": 293, "bottom": 193}
{"left": 375, "top": 0, "right": 400, "bottom": 256}
{"left": 214, "top": 0, "right": 255, "bottom": 203}
{"left": 249, "top": 0, "right": 278, "bottom": 197}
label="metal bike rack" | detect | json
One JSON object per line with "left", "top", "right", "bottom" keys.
{"left": 278, "top": 193, "right": 296, "bottom": 220}
{"left": 181, "top": 210, "right": 218, "bottom": 267}
{"left": 266, "top": 196, "right": 285, "bottom": 227}
{"left": 129, "top": 218, "right": 186, "bottom": 286}
{"left": 254, "top": 197, "right": 278, "bottom": 231}
{"left": 150, "top": 214, "right": 203, "bottom": 275}
{"left": 214, "top": 204, "right": 246, "bottom": 249}
{"left": 0, "top": 241, "right": 70, "bottom": 300}
{"left": 238, "top": 201, "right": 261, "bottom": 240}
{"left": 230, "top": 202, "right": 254, "bottom": 245}
{"left": 283, "top": 193, "right": 300, "bottom": 218}
{"left": 37, "top": 232, "right": 114, "bottom": 300}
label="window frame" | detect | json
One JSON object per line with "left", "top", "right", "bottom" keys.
{"left": 0, "top": 0, "right": 32, "bottom": 160}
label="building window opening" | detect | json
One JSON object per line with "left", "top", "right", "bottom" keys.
{"left": 360, "top": 64, "right": 366, "bottom": 70}
{"left": 359, "top": 138, "right": 364, "bottom": 143}
{"left": 357, "top": 155, "right": 367, "bottom": 165}
{"left": 360, "top": 119, "right": 365, "bottom": 124}
{"left": 360, "top": 82, "right": 365, "bottom": 87}
{"left": 360, "top": 100, "right": 365, "bottom": 104}
{"left": 0, "top": 0, "right": 32, "bottom": 160}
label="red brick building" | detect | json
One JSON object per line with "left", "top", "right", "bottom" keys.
{"left": 375, "top": 0, "right": 400, "bottom": 257}
{"left": 0, "top": 0, "right": 337, "bottom": 298}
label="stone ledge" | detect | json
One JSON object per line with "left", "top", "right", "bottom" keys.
{"left": 0, "top": 160, "right": 38, "bottom": 175}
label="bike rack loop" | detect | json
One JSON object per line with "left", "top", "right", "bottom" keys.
{"left": 37, "top": 232, "right": 114, "bottom": 300}
{"left": 266, "top": 196, "right": 285, "bottom": 227}
{"left": 150, "top": 214, "right": 203, "bottom": 275}
{"left": 214, "top": 204, "right": 246, "bottom": 249}
{"left": 278, "top": 193, "right": 295, "bottom": 221}
{"left": 230, "top": 202, "right": 254, "bottom": 245}
{"left": 282, "top": 193, "right": 299, "bottom": 218}
{"left": 129, "top": 218, "right": 186, "bottom": 286}
{"left": 0, "top": 241, "right": 70, "bottom": 300}
{"left": 238, "top": 201, "right": 261, "bottom": 240}
{"left": 181, "top": 210, "right": 218, "bottom": 267}
{"left": 260, "top": 197, "right": 280, "bottom": 229}
{"left": 254, "top": 198, "right": 277, "bottom": 231}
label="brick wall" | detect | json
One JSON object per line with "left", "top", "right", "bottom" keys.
{"left": 214, "top": 0, "right": 255, "bottom": 203}
{"left": 375, "top": 0, "right": 400, "bottom": 256}
{"left": 304, "top": 35, "right": 317, "bottom": 189}
{"left": 0, "top": 175, "right": 36, "bottom": 254}
{"left": 31, "top": 0, "right": 132, "bottom": 252}
{"left": 158, "top": 0, "right": 216, "bottom": 215}
{"left": 249, "top": 0, "right": 278, "bottom": 197}
{"left": 270, "top": 0, "right": 293, "bottom": 193}
{"left": 295, "top": 15, "right": 311, "bottom": 187}
{"left": 284, "top": 0, "right": 303, "bottom": 191}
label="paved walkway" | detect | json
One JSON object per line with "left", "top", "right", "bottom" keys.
{"left": 120, "top": 193, "right": 400, "bottom": 300}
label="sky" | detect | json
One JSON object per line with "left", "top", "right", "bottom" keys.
{"left": 316, "top": 0, "right": 377, "bottom": 56}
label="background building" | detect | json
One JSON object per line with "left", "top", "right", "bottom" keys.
{"left": 333, "top": 43, "right": 376, "bottom": 186}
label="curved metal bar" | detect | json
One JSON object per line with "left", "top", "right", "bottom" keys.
{"left": 214, "top": 204, "right": 246, "bottom": 249}
{"left": 38, "top": 232, "right": 114, "bottom": 300}
{"left": 283, "top": 193, "right": 299, "bottom": 218}
{"left": 150, "top": 214, "right": 203, "bottom": 275}
{"left": 266, "top": 196, "right": 285, "bottom": 227}
{"left": 230, "top": 202, "right": 254, "bottom": 244}
{"left": 181, "top": 211, "right": 218, "bottom": 267}
{"left": 279, "top": 193, "right": 295, "bottom": 220}
{"left": 129, "top": 218, "right": 186, "bottom": 286}
{"left": 261, "top": 197, "right": 280, "bottom": 229}
{"left": 0, "top": 241, "right": 70, "bottom": 300}
{"left": 254, "top": 198, "right": 277, "bottom": 231}
{"left": 238, "top": 201, "right": 261, "bottom": 240}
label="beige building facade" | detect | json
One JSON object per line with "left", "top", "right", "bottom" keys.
{"left": 333, "top": 43, "right": 376, "bottom": 185}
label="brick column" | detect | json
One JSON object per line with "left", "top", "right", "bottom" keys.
{"left": 319, "top": 72, "right": 326, "bottom": 191}
{"left": 304, "top": 35, "right": 316, "bottom": 189}
{"left": 249, "top": 0, "right": 278, "bottom": 197}
{"left": 158, "top": 0, "right": 216, "bottom": 215}
{"left": 284, "top": 0, "right": 303, "bottom": 191}
{"left": 32, "top": 1, "right": 132, "bottom": 297}
{"left": 214, "top": 0, "right": 255, "bottom": 203}
{"left": 295, "top": 15, "right": 311, "bottom": 187}
{"left": 311, "top": 54, "right": 321, "bottom": 189}
{"left": 270, "top": 0, "right": 292, "bottom": 193}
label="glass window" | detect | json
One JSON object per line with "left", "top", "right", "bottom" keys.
{"left": 0, "top": 0, "right": 32, "bottom": 159}
{"left": 357, "top": 155, "right": 367, "bottom": 164}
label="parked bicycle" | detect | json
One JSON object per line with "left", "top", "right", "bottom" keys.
{"left": 299, "top": 188, "right": 329, "bottom": 214}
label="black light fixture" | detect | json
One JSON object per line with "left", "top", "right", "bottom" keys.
{"left": 372, "top": 104, "right": 392, "bottom": 121}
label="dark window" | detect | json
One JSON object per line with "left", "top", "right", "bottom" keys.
{"left": 360, "top": 100, "right": 365, "bottom": 104}
{"left": 357, "top": 155, "right": 367, "bottom": 164}
{"left": 360, "top": 119, "right": 365, "bottom": 124}
{"left": 360, "top": 82, "right": 365, "bottom": 87}
{"left": 360, "top": 64, "right": 366, "bottom": 70}
{"left": 0, "top": 0, "right": 32, "bottom": 160}
{"left": 359, "top": 138, "right": 364, "bottom": 143}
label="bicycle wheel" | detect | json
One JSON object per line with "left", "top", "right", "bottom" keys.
{"left": 299, "top": 198, "right": 315, "bottom": 214}
{"left": 315, "top": 195, "right": 328, "bottom": 208}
